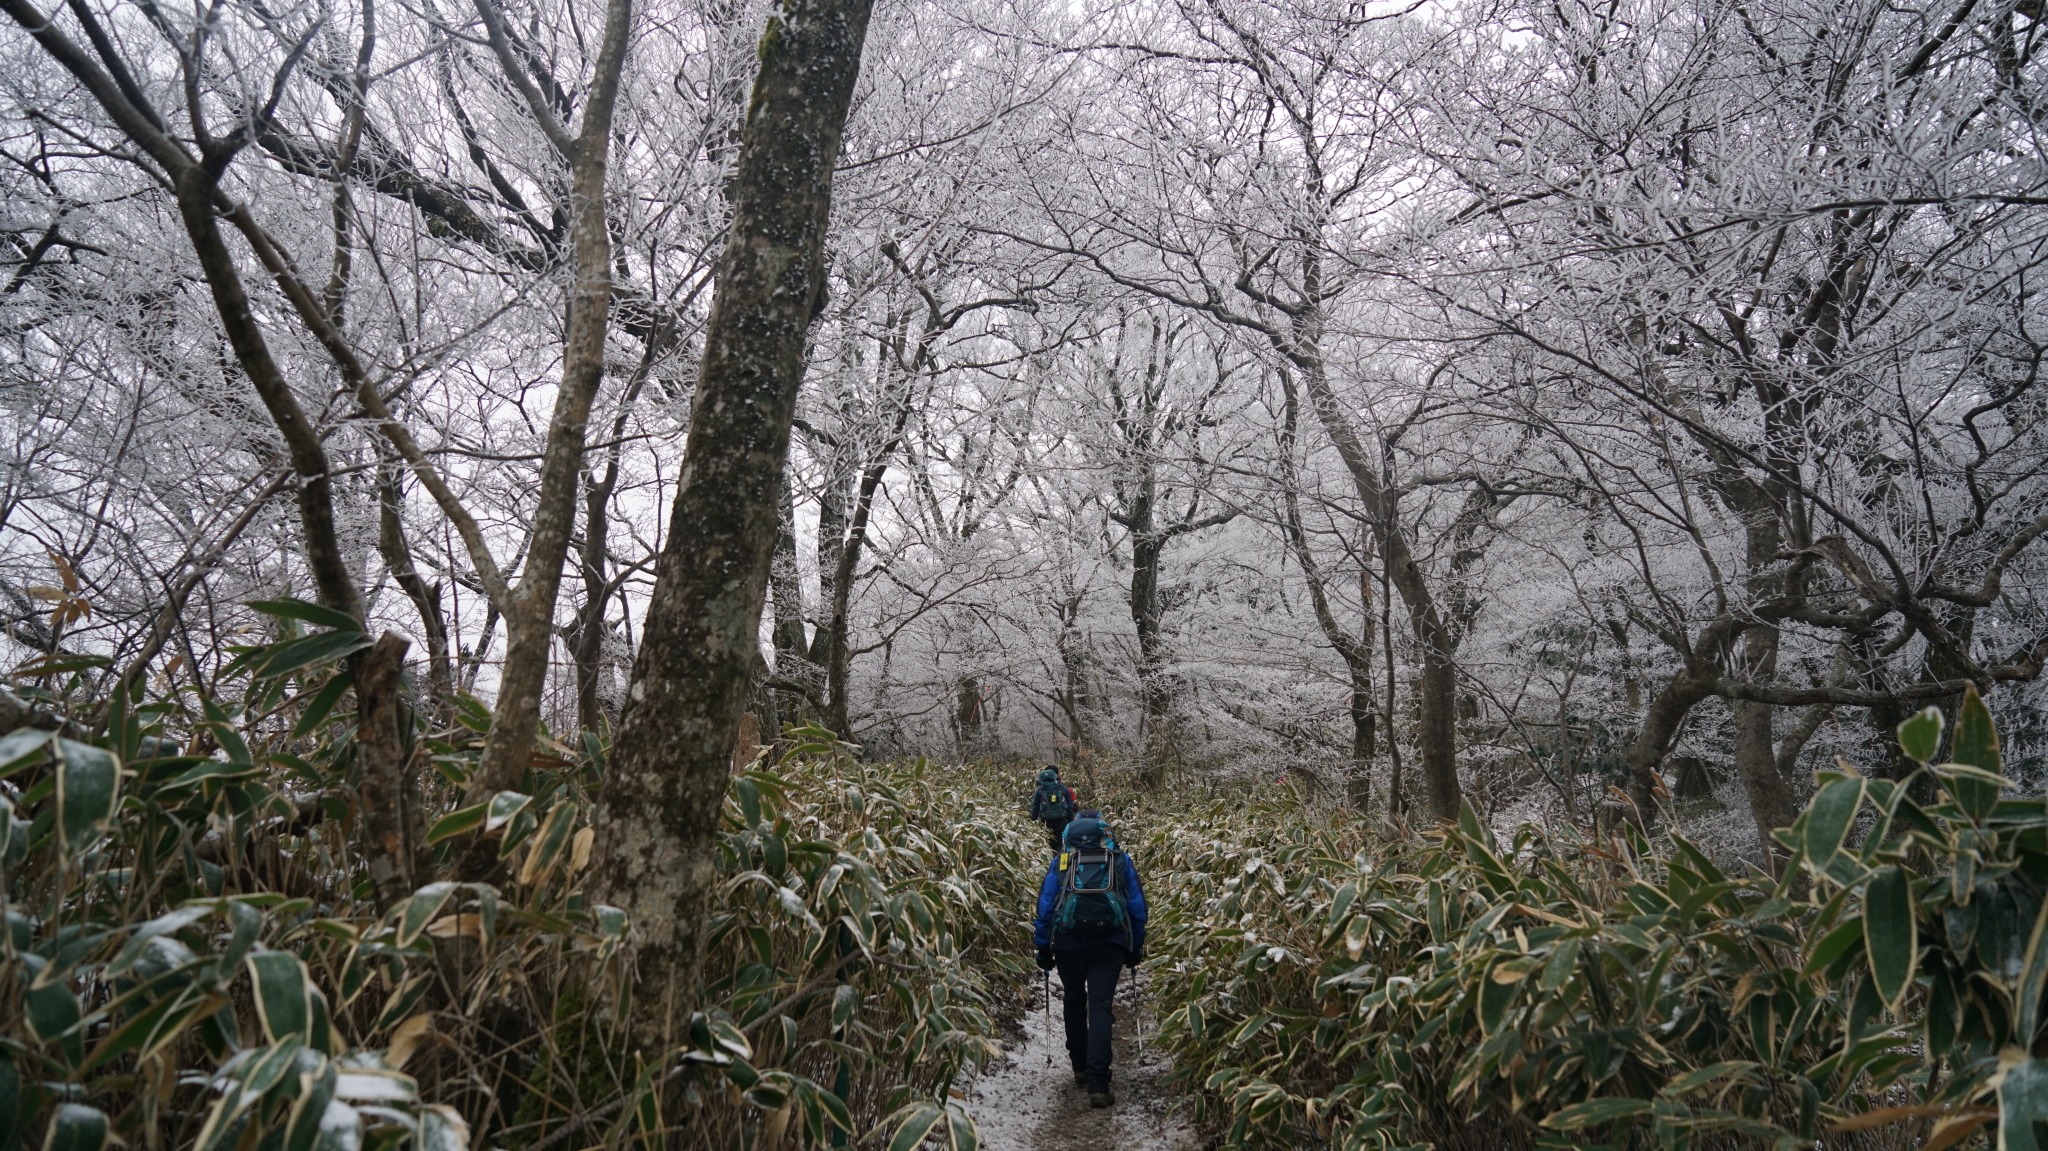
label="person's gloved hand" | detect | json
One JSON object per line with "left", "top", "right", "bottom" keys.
{"left": 1127, "top": 950, "right": 1143, "bottom": 969}
{"left": 1035, "top": 946, "right": 1056, "bottom": 971}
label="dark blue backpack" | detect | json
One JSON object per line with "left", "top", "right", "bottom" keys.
{"left": 1033, "top": 776, "right": 1076, "bottom": 823}
{"left": 1053, "top": 820, "right": 1129, "bottom": 939}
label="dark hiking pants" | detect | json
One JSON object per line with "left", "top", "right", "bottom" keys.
{"left": 1044, "top": 818, "right": 1070, "bottom": 852}
{"left": 1054, "top": 942, "right": 1127, "bottom": 1088}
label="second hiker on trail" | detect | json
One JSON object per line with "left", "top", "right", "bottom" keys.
{"left": 1030, "top": 765, "right": 1078, "bottom": 850}
{"left": 1034, "top": 810, "right": 1147, "bottom": 1110}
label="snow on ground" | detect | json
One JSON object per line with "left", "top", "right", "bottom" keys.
{"left": 968, "top": 969, "right": 1205, "bottom": 1151}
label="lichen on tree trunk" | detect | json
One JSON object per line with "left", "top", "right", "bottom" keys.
{"left": 586, "top": 0, "right": 878, "bottom": 1056}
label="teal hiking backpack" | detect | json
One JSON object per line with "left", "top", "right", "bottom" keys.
{"left": 1053, "top": 821, "right": 1130, "bottom": 940}
{"left": 1033, "top": 774, "right": 1076, "bottom": 823}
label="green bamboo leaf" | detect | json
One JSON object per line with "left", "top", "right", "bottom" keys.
{"left": 52, "top": 738, "right": 119, "bottom": 854}
{"left": 1864, "top": 866, "right": 1917, "bottom": 1008}
{"left": 13, "top": 653, "right": 110, "bottom": 678}
{"left": 0, "top": 1057, "right": 19, "bottom": 1151}
{"left": 496, "top": 804, "right": 540, "bottom": 859}
{"left": 1998, "top": 1055, "right": 2048, "bottom": 1151}
{"left": 1927, "top": 961, "right": 1959, "bottom": 1056}
{"left": 516, "top": 802, "right": 578, "bottom": 887}
{"left": 1804, "top": 918, "right": 1867, "bottom": 978}
{"left": 743, "top": 1076, "right": 790, "bottom": 1109}
{"left": 247, "top": 598, "right": 365, "bottom": 633}
{"left": 195, "top": 1039, "right": 305, "bottom": 1151}
{"left": 25, "top": 960, "right": 81, "bottom": 1047}
{"left": 734, "top": 777, "right": 763, "bottom": 827}
{"left": 1896, "top": 706, "right": 1942, "bottom": 764}
{"left": 1954, "top": 683, "right": 1999, "bottom": 772}
{"left": 816, "top": 1085, "right": 852, "bottom": 1134}
{"left": 314, "top": 1101, "right": 360, "bottom": 1151}
{"left": 1540, "top": 1097, "right": 1655, "bottom": 1130}
{"left": 251, "top": 631, "right": 374, "bottom": 681}
{"left": 451, "top": 693, "right": 492, "bottom": 733}
{"left": 0, "top": 728, "right": 54, "bottom": 777}
{"left": 282, "top": 1056, "right": 338, "bottom": 1151}
{"left": 482, "top": 791, "right": 532, "bottom": 834}
{"left": 307, "top": 982, "right": 334, "bottom": 1053}
{"left": 426, "top": 803, "right": 488, "bottom": 845}
{"left": 1660, "top": 1061, "right": 1758, "bottom": 1099}
{"left": 1539, "top": 936, "right": 1582, "bottom": 994}
{"left": 370, "top": 974, "right": 432, "bottom": 1032}
{"left": 219, "top": 898, "right": 263, "bottom": 974}
{"left": 417, "top": 1104, "right": 470, "bottom": 1151}
{"left": 201, "top": 699, "right": 251, "bottom": 768}
{"left": 944, "top": 1106, "right": 978, "bottom": 1151}
{"left": 1981, "top": 886, "right": 2028, "bottom": 980}
{"left": 1803, "top": 775, "right": 1865, "bottom": 867}
{"left": 82, "top": 980, "right": 222, "bottom": 1071}
{"left": 1936, "top": 762, "right": 2010, "bottom": 823}
{"left": 248, "top": 951, "right": 312, "bottom": 1043}
{"left": 2017, "top": 888, "right": 2048, "bottom": 1044}
{"left": 1477, "top": 965, "right": 1517, "bottom": 1034}
{"left": 289, "top": 674, "right": 355, "bottom": 738}
{"left": 108, "top": 906, "right": 211, "bottom": 976}
{"left": 1326, "top": 882, "right": 1358, "bottom": 929}
{"left": 1457, "top": 800, "right": 1489, "bottom": 849}
{"left": 40, "top": 1104, "right": 108, "bottom": 1151}
{"left": 705, "top": 1017, "right": 752, "bottom": 1061}
{"left": 881, "top": 1102, "right": 946, "bottom": 1151}
{"left": 397, "top": 883, "right": 458, "bottom": 948}
{"left": 160, "top": 759, "right": 263, "bottom": 788}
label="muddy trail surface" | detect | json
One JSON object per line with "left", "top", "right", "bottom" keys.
{"left": 967, "top": 969, "right": 1205, "bottom": 1151}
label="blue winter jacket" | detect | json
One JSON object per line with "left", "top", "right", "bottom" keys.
{"left": 1033, "top": 849, "right": 1148, "bottom": 956}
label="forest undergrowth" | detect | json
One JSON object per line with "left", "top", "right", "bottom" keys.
{"left": 0, "top": 601, "right": 1038, "bottom": 1151}
{"left": 6, "top": 602, "right": 2048, "bottom": 1151}
{"left": 1121, "top": 695, "right": 2045, "bottom": 1151}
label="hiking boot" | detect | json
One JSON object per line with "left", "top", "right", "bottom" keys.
{"left": 1072, "top": 1071, "right": 1088, "bottom": 1087}
{"left": 1089, "top": 1088, "right": 1115, "bottom": 1108}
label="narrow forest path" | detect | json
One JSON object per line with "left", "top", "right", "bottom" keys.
{"left": 968, "top": 968, "right": 1205, "bottom": 1151}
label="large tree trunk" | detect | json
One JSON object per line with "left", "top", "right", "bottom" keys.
{"left": 1057, "top": 594, "right": 1091, "bottom": 757}
{"left": 1130, "top": 529, "right": 1176, "bottom": 784}
{"left": 1624, "top": 673, "right": 1713, "bottom": 822}
{"left": 1411, "top": 633, "right": 1461, "bottom": 820}
{"left": 1733, "top": 696, "right": 1800, "bottom": 872}
{"left": 955, "top": 676, "right": 984, "bottom": 756}
{"left": 467, "top": 0, "right": 634, "bottom": 799}
{"left": 586, "top": 0, "right": 876, "bottom": 1057}
{"left": 1348, "top": 663, "right": 1376, "bottom": 810}
{"left": 770, "top": 472, "right": 809, "bottom": 665}
{"left": 570, "top": 467, "right": 616, "bottom": 738}
{"left": 356, "top": 632, "right": 429, "bottom": 910}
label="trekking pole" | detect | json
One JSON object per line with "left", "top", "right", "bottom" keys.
{"left": 1042, "top": 969, "right": 1052, "bottom": 1067}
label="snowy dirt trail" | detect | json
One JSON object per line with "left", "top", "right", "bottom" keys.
{"left": 967, "top": 969, "right": 1205, "bottom": 1151}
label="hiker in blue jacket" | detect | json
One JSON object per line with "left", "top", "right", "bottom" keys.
{"left": 1029, "top": 765, "right": 1078, "bottom": 851}
{"left": 1033, "top": 810, "right": 1147, "bottom": 1108}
